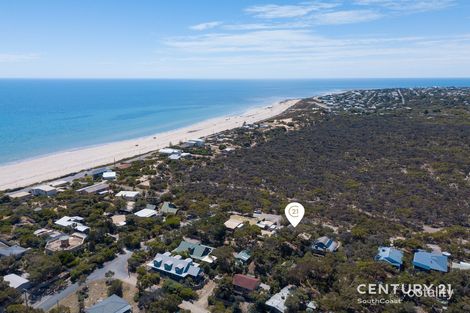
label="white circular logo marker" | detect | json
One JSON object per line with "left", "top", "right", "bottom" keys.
{"left": 285, "top": 202, "right": 304, "bottom": 227}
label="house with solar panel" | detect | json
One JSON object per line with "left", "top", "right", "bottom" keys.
{"left": 173, "top": 240, "right": 216, "bottom": 263}
{"left": 413, "top": 250, "right": 448, "bottom": 272}
{"left": 375, "top": 246, "right": 404, "bottom": 268}
{"left": 147, "top": 252, "right": 204, "bottom": 282}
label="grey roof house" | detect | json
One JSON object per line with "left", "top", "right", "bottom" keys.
{"left": 160, "top": 202, "right": 178, "bottom": 215}
{"left": 148, "top": 252, "right": 203, "bottom": 281}
{"left": 173, "top": 241, "right": 216, "bottom": 263}
{"left": 85, "top": 294, "right": 132, "bottom": 313}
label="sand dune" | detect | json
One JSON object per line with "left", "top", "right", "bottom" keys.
{"left": 0, "top": 99, "right": 298, "bottom": 191}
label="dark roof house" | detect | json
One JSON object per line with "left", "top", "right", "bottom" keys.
{"left": 311, "top": 236, "right": 339, "bottom": 254}
{"left": 85, "top": 294, "right": 132, "bottom": 313}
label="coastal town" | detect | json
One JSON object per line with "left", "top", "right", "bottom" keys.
{"left": 1, "top": 88, "right": 470, "bottom": 313}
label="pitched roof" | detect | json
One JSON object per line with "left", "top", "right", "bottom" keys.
{"left": 173, "top": 241, "right": 214, "bottom": 260}
{"left": 413, "top": 250, "right": 448, "bottom": 272}
{"left": 3, "top": 274, "right": 29, "bottom": 289}
{"left": 160, "top": 202, "right": 178, "bottom": 214}
{"left": 148, "top": 252, "right": 202, "bottom": 278}
{"left": 265, "top": 285, "right": 294, "bottom": 313}
{"left": 235, "top": 250, "right": 252, "bottom": 262}
{"left": 0, "top": 245, "right": 27, "bottom": 257}
{"left": 134, "top": 208, "right": 158, "bottom": 218}
{"left": 375, "top": 246, "right": 403, "bottom": 267}
{"left": 232, "top": 274, "right": 260, "bottom": 291}
{"left": 85, "top": 294, "right": 131, "bottom": 313}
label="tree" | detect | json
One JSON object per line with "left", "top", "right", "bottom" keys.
{"left": 108, "top": 279, "right": 123, "bottom": 297}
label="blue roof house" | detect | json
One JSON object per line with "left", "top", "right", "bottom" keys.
{"left": 375, "top": 247, "right": 403, "bottom": 268}
{"left": 413, "top": 250, "right": 448, "bottom": 272}
{"left": 147, "top": 252, "right": 204, "bottom": 282}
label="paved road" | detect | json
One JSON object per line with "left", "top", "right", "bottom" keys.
{"left": 32, "top": 250, "right": 133, "bottom": 311}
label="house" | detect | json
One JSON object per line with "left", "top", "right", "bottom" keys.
{"left": 30, "top": 185, "right": 57, "bottom": 197}
{"left": 235, "top": 250, "right": 252, "bottom": 264}
{"left": 413, "top": 250, "right": 448, "bottom": 272}
{"left": 168, "top": 154, "right": 181, "bottom": 160}
{"left": 103, "top": 171, "right": 117, "bottom": 180}
{"left": 311, "top": 236, "right": 340, "bottom": 254}
{"left": 55, "top": 216, "right": 90, "bottom": 233}
{"left": 89, "top": 167, "right": 111, "bottom": 179}
{"left": 159, "top": 148, "right": 181, "bottom": 155}
{"left": 33, "top": 228, "right": 63, "bottom": 240}
{"left": 3, "top": 274, "right": 30, "bottom": 290}
{"left": 232, "top": 274, "right": 260, "bottom": 294}
{"left": 134, "top": 208, "right": 158, "bottom": 218}
{"left": 111, "top": 215, "right": 126, "bottom": 227}
{"left": 451, "top": 261, "right": 470, "bottom": 270}
{"left": 85, "top": 294, "right": 132, "bottom": 313}
{"left": 0, "top": 245, "right": 27, "bottom": 258}
{"left": 265, "top": 285, "right": 295, "bottom": 313}
{"left": 116, "top": 191, "right": 140, "bottom": 200}
{"left": 49, "top": 180, "right": 68, "bottom": 188}
{"left": 148, "top": 252, "right": 204, "bottom": 282}
{"left": 188, "top": 138, "right": 205, "bottom": 147}
{"left": 160, "top": 202, "right": 178, "bottom": 215}
{"left": 173, "top": 241, "right": 216, "bottom": 263}
{"left": 7, "top": 191, "right": 31, "bottom": 201}
{"left": 45, "top": 233, "right": 86, "bottom": 253}
{"left": 77, "top": 182, "right": 109, "bottom": 195}
{"left": 375, "top": 246, "right": 404, "bottom": 268}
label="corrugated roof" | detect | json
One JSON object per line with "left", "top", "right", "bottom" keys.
{"left": 85, "top": 294, "right": 131, "bottom": 313}
{"left": 232, "top": 274, "right": 260, "bottom": 291}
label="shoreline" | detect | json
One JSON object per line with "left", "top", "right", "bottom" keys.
{"left": 0, "top": 99, "right": 299, "bottom": 191}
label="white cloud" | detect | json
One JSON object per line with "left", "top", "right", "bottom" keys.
{"left": 245, "top": 2, "right": 338, "bottom": 19}
{"left": 354, "top": 0, "right": 456, "bottom": 13}
{"left": 190, "top": 21, "right": 222, "bottom": 31}
{"left": 312, "top": 9, "right": 383, "bottom": 25}
{"left": 0, "top": 53, "right": 39, "bottom": 63}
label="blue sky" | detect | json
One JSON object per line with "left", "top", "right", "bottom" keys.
{"left": 1, "top": 0, "right": 469, "bottom": 78}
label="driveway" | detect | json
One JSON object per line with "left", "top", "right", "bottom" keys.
{"left": 32, "top": 250, "right": 134, "bottom": 311}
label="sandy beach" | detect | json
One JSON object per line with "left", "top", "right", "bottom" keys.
{"left": 0, "top": 99, "right": 299, "bottom": 191}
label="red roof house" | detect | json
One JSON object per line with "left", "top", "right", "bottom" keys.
{"left": 232, "top": 274, "right": 260, "bottom": 294}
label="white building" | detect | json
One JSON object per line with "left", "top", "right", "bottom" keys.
{"left": 55, "top": 216, "right": 90, "bottom": 233}
{"left": 265, "top": 285, "right": 295, "bottom": 313}
{"left": 3, "top": 274, "right": 30, "bottom": 290}
{"left": 134, "top": 208, "right": 158, "bottom": 218}
{"left": 116, "top": 191, "right": 140, "bottom": 200}
{"left": 159, "top": 148, "right": 181, "bottom": 155}
{"left": 30, "top": 185, "right": 57, "bottom": 197}
{"left": 102, "top": 171, "right": 117, "bottom": 180}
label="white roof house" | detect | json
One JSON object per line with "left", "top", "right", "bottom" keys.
{"left": 224, "top": 218, "right": 244, "bottom": 230}
{"left": 159, "top": 148, "right": 181, "bottom": 155}
{"left": 55, "top": 216, "right": 90, "bottom": 233}
{"left": 30, "top": 185, "right": 57, "bottom": 197}
{"left": 168, "top": 154, "right": 181, "bottom": 160}
{"left": 8, "top": 191, "right": 31, "bottom": 200}
{"left": 116, "top": 191, "right": 140, "bottom": 200}
{"left": 102, "top": 171, "right": 117, "bottom": 180}
{"left": 134, "top": 208, "right": 158, "bottom": 218}
{"left": 3, "top": 274, "right": 30, "bottom": 290}
{"left": 265, "top": 285, "right": 295, "bottom": 313}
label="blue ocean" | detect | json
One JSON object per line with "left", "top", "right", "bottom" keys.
{"left": 0, "top": 78, "right": 469, "bottom": 164}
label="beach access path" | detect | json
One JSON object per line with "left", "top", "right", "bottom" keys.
{"left": 0, "top": 99, "right": 298, "bottom": 191}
